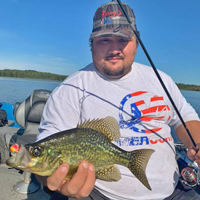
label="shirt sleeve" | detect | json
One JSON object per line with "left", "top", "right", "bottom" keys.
{"left": 36, "top": 85, "right": 81, "bottom": 141}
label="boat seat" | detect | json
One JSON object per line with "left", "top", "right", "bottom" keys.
{"left": 4, "top": 89, "right": 52, "bottom": 194}
{"left": 1, "top": 89, "right": 51, "bottom": 164}
{"left": 14, "top": 89, "right": 51, "bottom": 144}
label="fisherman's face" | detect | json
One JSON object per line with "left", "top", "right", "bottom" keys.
{"left": 91, "top": 35, "right": 137, "bottom": 79}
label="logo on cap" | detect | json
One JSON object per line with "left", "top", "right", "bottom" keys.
{"left": 101, "top": 10, "right": 122, "bottom": 25}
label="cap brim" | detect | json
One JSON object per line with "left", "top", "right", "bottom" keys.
{"left": 90, "top": 27, "right": 134, "bottom": 40}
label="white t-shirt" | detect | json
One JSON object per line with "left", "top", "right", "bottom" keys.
{"left": 37, "top": 62, "right": 200, "bottom": 200}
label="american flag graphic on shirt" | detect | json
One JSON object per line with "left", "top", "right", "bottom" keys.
{"left": 119, "top": 91, "right": 171, "bottom": 133}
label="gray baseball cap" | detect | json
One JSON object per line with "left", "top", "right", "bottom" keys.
{"left": 90, "top": 1, "right": 137, "bottom": 40}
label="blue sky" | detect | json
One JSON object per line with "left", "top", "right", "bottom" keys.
{"left": 0, "top": 0, "right": 200, "bottom": 85}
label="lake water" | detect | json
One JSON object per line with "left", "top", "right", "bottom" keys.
{"left": 0, "top": 77, "right": 61, "bottom": 104}
{"left": 0, "top": 77, "right": 199, "bottom": 143}
{"left": 0, "top": 77, "right": 200, "bottom": 117}
{"left": 181, "top": 90, "right": 200, "bottom": 117}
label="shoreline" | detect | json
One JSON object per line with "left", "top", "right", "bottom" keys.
{"left": 0, "top": 76, "right": 199, "bottom": 92}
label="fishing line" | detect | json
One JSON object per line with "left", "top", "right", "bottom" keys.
{"left": 116, "top": 0, "right": 197, "bottom": 150}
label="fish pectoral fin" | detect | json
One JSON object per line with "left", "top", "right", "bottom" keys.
{"left": 77, "top": 116, "right": 120, "bottom": 142}
{"left": 64, "top": 176, "right": 70, "bottom": 181}
{"left": 64, "top": 165, "right": 78, "bottom": 180}
{"left": 96, "top": 165, "right": 121, "bottom": 181}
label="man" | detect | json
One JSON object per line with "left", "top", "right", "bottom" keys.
{"left": 36, "top": 1, "right": 200, "bottom": 200}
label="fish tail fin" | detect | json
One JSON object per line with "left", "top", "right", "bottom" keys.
{"left": 128, "top": 149, "right": 154, "bottom": 190}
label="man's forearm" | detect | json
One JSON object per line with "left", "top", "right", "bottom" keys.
{"left": 175, "top": 120, "right": 200, "bottom": 148}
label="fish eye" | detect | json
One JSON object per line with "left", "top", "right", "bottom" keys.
{"left": 33, "top": 147, "right": 41, "bottom": 157}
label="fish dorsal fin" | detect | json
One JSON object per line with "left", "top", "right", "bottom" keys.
{"left": 77, "top": 116, "right": 120, "bottom": 142}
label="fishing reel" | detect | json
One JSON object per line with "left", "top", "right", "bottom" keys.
{"left": 175, "top": 143, "right": 200, "bottom": 188}
{"left": 181, "top": 167, "right": 199, "bottom": 187}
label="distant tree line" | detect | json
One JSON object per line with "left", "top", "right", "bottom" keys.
{"left": 0, "top": 69, "right": 67, "bottom": 81}
{"left": 0, "top": 69, "right": 199, "bottom": 91}
{"left": 176, "top": 83, "right": 200, "bottom": 91}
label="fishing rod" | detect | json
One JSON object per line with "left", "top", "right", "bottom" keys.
{"left": 116, "top": 0, "right": 198, "bottom": 150}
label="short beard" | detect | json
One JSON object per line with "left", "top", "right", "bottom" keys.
{"left": 101, "top": 62, "right": 126, "bottom": 79}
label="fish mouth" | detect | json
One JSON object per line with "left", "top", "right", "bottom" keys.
{"left": 6, "top": 144, "right": 31, "bottom": 169}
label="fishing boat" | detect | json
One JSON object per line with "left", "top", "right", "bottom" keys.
{"left": 0, "top": 89, "right": 199, "bottom": 199}
{"left": 0, "top": 89, "right": 52, "bottom": 200}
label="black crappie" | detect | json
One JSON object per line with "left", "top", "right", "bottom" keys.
{"left": 6, "top": 116, "right": 154, "bottom": 190}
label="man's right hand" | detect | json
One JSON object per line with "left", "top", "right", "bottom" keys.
{"left": 36, "top": 161, "right": 96, "bottom": 199}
